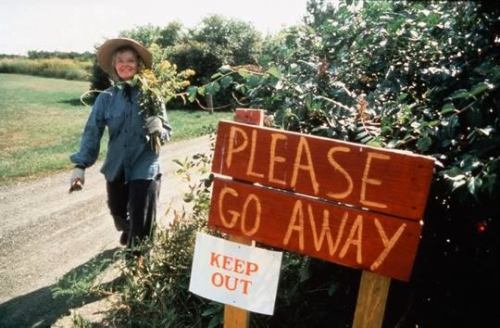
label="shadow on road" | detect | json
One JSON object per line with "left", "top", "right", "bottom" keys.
{"left": 0, "top": 248, "right": 122, "bottom": 328}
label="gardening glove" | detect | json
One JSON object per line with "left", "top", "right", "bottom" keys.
{"left": 144, "top": 116, "right": 165, "bottom": 154}
{"left": 69, "top": 167, "right": 85, "bottom": 193}
{"left": 145, "top": 116, "right": 164, "bottom": 135}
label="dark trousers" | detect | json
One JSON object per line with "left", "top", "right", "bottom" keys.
{"left": 106, "top": 173, "right": 161, "bottom": 248}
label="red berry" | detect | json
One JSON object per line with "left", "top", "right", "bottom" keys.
{"left": 476, "top": 221, "right": 487, "bottom": 233}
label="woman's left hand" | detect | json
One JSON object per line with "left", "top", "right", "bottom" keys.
{"left": 144, "top": 116, "right": 163, "bottom": 135}
{"left": 69, "top": 167, "right": 85, "bottom": 193}
{"left": 144, "top": 117, "right": 164, "bottom": 154}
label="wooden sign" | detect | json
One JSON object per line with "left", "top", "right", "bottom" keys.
{"left": 212, "top": 120, "right": 434, "bottom": 220}
{"left": 209, "top": 120, "right": 434, "bottom": 281}
{"left": 209, "top": 177, "right": 421, "bottom": 281}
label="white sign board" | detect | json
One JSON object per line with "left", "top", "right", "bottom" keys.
{"left": 189, "top": 232, "right": 283, "bottom": 315}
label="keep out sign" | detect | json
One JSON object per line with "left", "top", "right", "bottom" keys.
{"left": 189, "top": 232, "right": 283, "bottom": 315}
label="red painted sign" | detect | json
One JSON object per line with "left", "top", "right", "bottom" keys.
{"left": 209, "top": 120, "right": 434, "bottom": 281}
{"left": 212, "top": 121, "right": 434, "bottom": 220}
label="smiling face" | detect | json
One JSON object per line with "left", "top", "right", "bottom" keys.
{"left": 113, "top": 49, "right": 139, "bottom": 81}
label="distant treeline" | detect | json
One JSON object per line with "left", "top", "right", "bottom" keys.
{"left": 0, "top": 54, "right": 22, "bottom": 59}
{"left": 26, "top": 50, "right": 94, "bottom": 61}
{"left": 0, "top": 51, "right": 94, "bottom": 61}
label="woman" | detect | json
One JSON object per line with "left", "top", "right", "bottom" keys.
{"left": 69, "top": 38, "right": 171, "bottom": 251}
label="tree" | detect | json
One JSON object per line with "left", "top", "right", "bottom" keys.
{"left": 191, "top": 15, "right": 262, "bottom": 66}
{"left": 168, "top": 15, "right": 262, "bottom": 110}
{"left": 167, "top": 41, "right": 221, "bottom": 85}
{"left": 157, "top": 21, "right": 185, "bottom": 48}
{"left": 119, "top": 24, "right": 161, "bottom": 47}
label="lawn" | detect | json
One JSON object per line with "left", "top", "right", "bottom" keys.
{"left": 0, "top": 73, "right": 232, "bottom": 185}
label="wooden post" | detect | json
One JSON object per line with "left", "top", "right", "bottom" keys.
{"left": 352, "top": 271, "right": 391, "bottom": 328}
{"left": 206, "top": 94, "right": 214, "bottom": 114}
{"left": 223, "top": 108, "right": 264, "bottom": 328}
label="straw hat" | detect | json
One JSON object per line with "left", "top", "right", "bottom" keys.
{"left": 97, "top": 38, "right": 152, "bottom": 75}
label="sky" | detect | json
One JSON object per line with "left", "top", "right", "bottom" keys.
{"left": 0, "top": 0, "right": 311, "bottom": 55}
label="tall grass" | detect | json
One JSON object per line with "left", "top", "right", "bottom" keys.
{"left": 0, "top": 57, "right": 91, "bottom": 80}
{"left": 0, "top": 73, "right": 232, "bottom": 185}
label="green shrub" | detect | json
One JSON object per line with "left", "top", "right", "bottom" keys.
{"left": 106, "top": 150, "right": 223, "bottom": 327}
{"left": 189, "top": 0, "right": 499, "bottom": 326}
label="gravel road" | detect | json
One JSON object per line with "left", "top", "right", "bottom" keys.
{"left": 0, "top": 135, "right": 211, "bottom": 327}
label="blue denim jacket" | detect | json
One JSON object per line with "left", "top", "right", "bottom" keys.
{"left": 70, "top": 86, "right": 171, "bottom": 182}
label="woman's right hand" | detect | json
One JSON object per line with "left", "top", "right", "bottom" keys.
{"left": 69, "top": 167, "right": 85, "bottom": 193}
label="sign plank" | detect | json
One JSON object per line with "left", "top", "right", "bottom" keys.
{"left": 208, "top": 177, "right": 422, "bottom": 281}
{"left": 212, "top": 121, "right": 434, "bottom": 221}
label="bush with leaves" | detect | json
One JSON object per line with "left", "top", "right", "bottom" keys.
{"left": 191, "top": 0, "right": 499, "bottom": 326}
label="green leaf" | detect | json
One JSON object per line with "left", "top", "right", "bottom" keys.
{"left": 441, "top": 102, "right": 455, "bottom": 114}
{"left": 202, "top": 306, "right": 221, "bottom": 317}
{"left": 447, "top": 89, "right": 474, "bottom": 100}
{"left": 467, "top": 176, "right": 479, "bottom": 195}
{"left": 476, "top": 126, "right": 494, "bottom": 136}
{"left": 246, "top": 75, "right": 261, "bottom": 88}
{"left": 210, "top": 72, "right": 223, "bottom": 79}
{"left": 267, "top": 65, "right": 282, "bottom": 79}
{"left": 238, "top": 68, "right": 250, "bottom": 78}
{"left": 416, "top": 135, "right": 432, "bottom": 152}
{"left": 186, "top": 86, "right": 198, "bottom": 102}
{"left": 360, "top": 135, "right": 373, "bottom": 144}
{"left": 398, "top": 92, "right": 409, "bottom": 101}
{"left": 452, "top": 179, "right": 466, "bottom": 191}
{"left": 294, "top": 84, "right": 304, "bottom": 93}
{"left": 172, "top": 158, "right": 184, "bottom": 167}
{"left": 470, "top": 81, "right": 494, "bottom": 97}
{"left": 206, "top": 81, "right": 221, "bottom": 95}
{"left": 207, "top": 315, "right": 221, "bottom": 328}
{"left": 445, "top": 172, "right": 465, "bottom": 182}
{"left": 219, "top": 65, "right": 233, "bottom": 74}
{"left": 183, "top": 192, "right": 194, "bottom": 202}
{"left": 220, "top": 76, "right": 233, "bottom": 89}
{"left": 367, "top": 139, "right": 382, "bottom": 147}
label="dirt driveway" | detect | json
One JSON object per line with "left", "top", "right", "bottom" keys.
{"left": 0, "top": 135, "right": 211, "bottom": 327}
